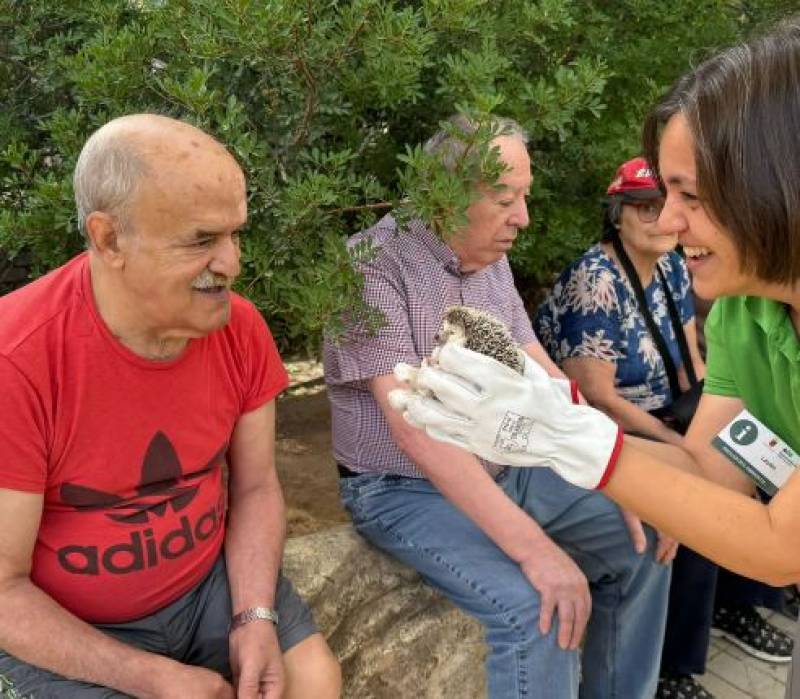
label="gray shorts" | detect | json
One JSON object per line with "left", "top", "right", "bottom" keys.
{"left": 0, "top": 556, "right": 317, "bottom": 698}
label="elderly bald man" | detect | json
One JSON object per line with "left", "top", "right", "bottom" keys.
{"left": 0, "top": 115, "right": 340, "bottom": 699}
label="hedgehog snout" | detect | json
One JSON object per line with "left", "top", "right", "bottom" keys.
{"left": 436, "top": 321, "right": 466, "bottom": 347}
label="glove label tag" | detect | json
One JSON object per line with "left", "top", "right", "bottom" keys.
{"left": 494, "top": 412, "right": 534, "bottom": 453}
{"left": 712, "top": 409, "right": 798, "bottom": 496}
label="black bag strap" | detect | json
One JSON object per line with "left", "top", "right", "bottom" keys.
{"left": 609, "top": 234, "right": 697, "bottom": 402}
{"left": 655, "top": 264, "right": 698, "bottom": 386}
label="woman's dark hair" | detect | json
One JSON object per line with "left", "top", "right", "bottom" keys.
{"left": 600, "top": 196, "right": 623, "bottom": 242}
{"left": 643, "top": 16, "right": 800, "bottom": 284}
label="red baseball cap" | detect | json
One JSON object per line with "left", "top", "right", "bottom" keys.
{"left": 606, "top": 157, "right": 661, "bottom": 199}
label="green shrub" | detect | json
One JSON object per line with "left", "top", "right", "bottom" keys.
{"left": 0, "top": 0, "right": 793, "bottom": 353}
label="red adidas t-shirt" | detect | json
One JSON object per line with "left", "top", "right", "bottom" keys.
{"left": 0, "top": 254, "right": 288, "bottom": 623}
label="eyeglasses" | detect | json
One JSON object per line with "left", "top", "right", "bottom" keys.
{"left": 628, "top": 201, "right": 664, "bottom": 223}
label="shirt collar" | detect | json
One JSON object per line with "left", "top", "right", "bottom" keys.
{"left": 743, "top": 296, "right": 800, "bottom": 361}
{"left": 409, "top": 218, "right": 463, "bottom": 274}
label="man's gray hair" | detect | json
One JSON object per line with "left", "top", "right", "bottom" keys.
{"left": 73, "top": 125, "right": 149, "bottom": 241}
{"left": 423, "top": 114, "right": 529, "bottom": 172}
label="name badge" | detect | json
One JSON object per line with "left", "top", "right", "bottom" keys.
{"left": 712, "top": 409, "right": 799, "bottom": 496}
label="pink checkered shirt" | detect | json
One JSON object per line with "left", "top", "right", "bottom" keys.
{"left": 323, "top": 215, "right": 538, "bottom": 478}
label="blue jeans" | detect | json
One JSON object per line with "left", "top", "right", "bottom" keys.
{"left": 341, "top": 467, "right": 670, "bottom": 698}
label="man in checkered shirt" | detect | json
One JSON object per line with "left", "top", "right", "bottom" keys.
{"left": 324, "top": 115, "right": 671, "bottom": 698}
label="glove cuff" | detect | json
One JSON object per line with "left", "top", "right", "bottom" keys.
{"left": 595, "top": 427, "right": 624, "bottom": 490}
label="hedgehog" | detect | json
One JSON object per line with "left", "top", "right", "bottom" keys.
{"left": 392, "top": 306, "right": 525, "bottom": 396}
{"left": 434, "top": 306, "right": 526, "bottom": 374}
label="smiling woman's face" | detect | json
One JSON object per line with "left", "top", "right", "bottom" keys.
{"left": 657, "top": 114, "right": 755, "bottom": 300}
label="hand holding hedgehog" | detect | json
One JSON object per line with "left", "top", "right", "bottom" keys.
{"left": 388, "top": 306, "right": 624, "bottom": 490}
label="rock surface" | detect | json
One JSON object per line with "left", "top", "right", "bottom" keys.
{"left": 277, "top": 387, "right": 487, "bottom": 697}
{"left": 283, "top": 525, "right": 486, "bottom": 699}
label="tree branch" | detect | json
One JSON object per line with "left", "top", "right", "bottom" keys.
{"left": 326, "top": 201, "right": 394, "bottom": 215}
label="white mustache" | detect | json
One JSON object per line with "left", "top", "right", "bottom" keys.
{"left": 191, "top": 270, "right": 231, "bottom": 290}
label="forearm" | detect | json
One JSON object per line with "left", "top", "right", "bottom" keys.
{"left": 402, "top": 437, "right": 554, "bottom": 564}
{"left": 225, "top": 479, "right": 285, "bottom": 612}
{"left": 0, "top": 577, "right": 176, "bottom": 697}
{"left": 604, "top": 441, "right": 800, "bottom": 584}
{"left": 523, "top": 342, "right": 565, "bottom": 379}
{"left": 596, "top": 394, "right": 683, "bottom": 446}
{"left": 693, "top": 358, "right": 706, "bottom": 382}
{"left": 625, "top": 435, "right": 696, "bottom": 472}
{"left": 623, "top": 410, "right": 752, "bottom": 492}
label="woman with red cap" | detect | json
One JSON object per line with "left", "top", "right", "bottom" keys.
{"left": 535, "top": 157, "right": 702, "bottom": 447}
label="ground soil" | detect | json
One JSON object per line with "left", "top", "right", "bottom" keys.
{"left": 275, "top": 390, "right": 350, "bottom": 537}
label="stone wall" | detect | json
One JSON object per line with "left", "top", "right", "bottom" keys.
{"left": 283, "top": 525, "right": 487, "bottom": 699}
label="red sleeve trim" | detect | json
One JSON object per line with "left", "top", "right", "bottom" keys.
{"left": 570, "top": 380, "right": 580, "bottom": 405}
{"left": 595, "top": 427, "right": 624, "bottom": 490}
{"left": 0, "top": 478, "right": 46, "bottom": 494}
{"left": 241, "top": 373, "right": 290, "bottom": 415}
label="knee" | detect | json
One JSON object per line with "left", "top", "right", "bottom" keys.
{"left": 617, "top": 524, "right": 667, "bottom": 582}
{"left": 598, "top": 505, "right": 660, "bottom": 567}
{"left": 480, "top": 581, "right": 544, "bottom": 647}
{"left": 619, "top": 525, "right": 673, "bottom": 599}
{"left": 284, "top": 633, "right": 341, "bottom": 699}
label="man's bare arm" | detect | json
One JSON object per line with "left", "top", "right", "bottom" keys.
{"left": 225, "top": 400, "right": 284, "bottom": 619}
{"left": 224, "top": 399, "right": 287, "bottom": 697}
{"left": 372, "top": 373, "right": 592, "bottom": 650}
{"left": 0, "top": 489, "right": 230, "bottom": 698}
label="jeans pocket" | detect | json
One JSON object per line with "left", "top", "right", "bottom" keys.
{"left": 340, "top": 474, "right": 380, "bottom": 513}
{"left": 341, "top": 474, "right": 412, "bottom": 525}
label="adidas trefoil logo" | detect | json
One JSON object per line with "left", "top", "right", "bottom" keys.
{"left": 61, "top": 431, "right": 223, "bottom": 524}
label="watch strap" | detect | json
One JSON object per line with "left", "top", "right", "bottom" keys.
{"left": 230, "top": 606, "right": 279, "bottom": 631}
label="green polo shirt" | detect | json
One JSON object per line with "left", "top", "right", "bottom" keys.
{"left": 704, "top": 295, "right": 800, "bottom": 453}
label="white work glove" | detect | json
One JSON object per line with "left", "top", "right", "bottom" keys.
{"left": 389, "top": 344, "right": 623, "bottom": 489}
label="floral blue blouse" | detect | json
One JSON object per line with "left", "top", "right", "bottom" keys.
{"left": 534, "top": 244, "right": 695, "bottom": 411}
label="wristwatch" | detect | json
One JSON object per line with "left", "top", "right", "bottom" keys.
{"left": 230, "top": 606, "right": 279, "bottom": 631}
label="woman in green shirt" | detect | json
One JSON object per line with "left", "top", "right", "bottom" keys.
{"left": 390, "top": 15, "right": 800, "bottom": 697}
